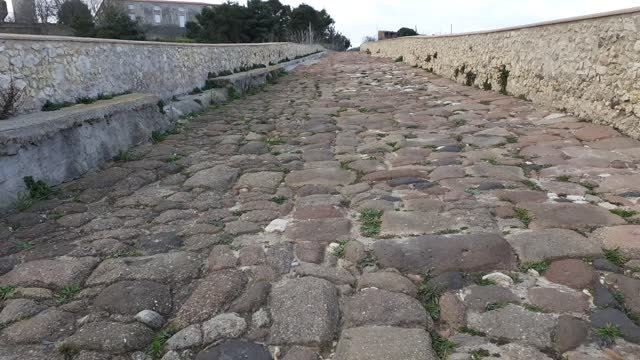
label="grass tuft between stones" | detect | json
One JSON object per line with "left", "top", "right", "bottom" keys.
{"left": 0, "top": 285, "right": 16, "bottom": 300}
{"left": 431, "top": 331, "right": 457, "bottom": 359}
{"left": 513, "top": 207, "right": 532, "bottom": 227}
{"left": 56, "top": 285, "right": 81, "bottom": 304}
{"left": 595, "top": 323, "right": 622, "bottom": 342}
{"left": 603, "top": 247, "right": 628, "bottom": 266}
{"left": 520, "top": 260, "right": 550, "bottom": 273}
{"left": 417, "top": 278, "right": 444, "bottom": 320}
{"left": 331, "top": 239, "right": 349, "bottom": 258}
{"left": 359, "top": 208, "right": 383, "bottom": 237}
{"left": 610, "top": 209, "right": 638, "bottom": 219}
{"left": 149, "top": 328, "right": 175, "bottom": 359}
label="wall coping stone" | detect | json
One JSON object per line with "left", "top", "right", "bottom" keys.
{"left": 0, "top": 93, "right": 159, "bottom": 150}
{"left": 379, "top": 6, "right": 640, "bottom": 40}
{"left": 0, "top": 32, "right": 301, "bottom": 47}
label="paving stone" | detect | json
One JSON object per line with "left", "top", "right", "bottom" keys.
{"left": 593, "top": 281, "right": 618, "bottom": 308}
{"left": 134, "top": 310, "right": 166, "bottom": 330}
{"left": 427, "top": 272, "right": 467, "bottom": 290}
{"left": 598, "top": 175, "right": 640, "bottom": 193}
{"left": 285, "top": 218, "right": 351, "bottom": 244}
{"left": 269, "top": 277, "right": 338, "bottom": 346}
{"left": 195, "top": 340, "right": 272, "bottom": 360}
{"left": 380, "top": 211, "right": 452, "bottom": 235}
{"left": 591, "top": 308, "right": 640, "bottom": 343}
{"left": 137, "top": 232, "right": 183, "bottom": 254}
{"left": 184, "top": 165, "right": 239, "bottom": 190}
{"left": 545, "top": 259, "right": 596, "bottom": 289}
{"left": 343, "top": 240, "right": 367, "bottom": 263}
{"left": 229, "top": 282, "right": 270, "bottom": 313}
{"left": 496, "top": 190, "right": 548, "bottom": 204}
{"left": 553, "top": 315, "right": 589, "bottom": 352}
{"left": 208, "top": 245, "right": 238, "bottom": 271}
{"left": 0, "top": 257, "right": 99, "bottom": 290}
{"left": 1, "top": 309, "right": 74, "bottom": 344}
{"left": 465, "top": 164, "right": 525, "bottom": 181}
{"left": 527, "top": 287, "right": 590, "bottom": 313}
{"left": 167, "top": 324, "right": 202, "bottom": 350}
{"left": 0, "top": 299, "right": 45, "bottom": 326}
{"left": 61, "top": 321, "right": 155, "bottom": 353}
{"left": 591, "top": 226, "right": 640, "bottom": 259}
{"left": 373, "top": 234, "right": 517, "bottom": 275}
{"left": 604, "top": 274, "right": 640, "bottom": 316}
{"left": 439, "top": 292, "right": 466, "bottom": 329}
{"left": 282, "top": 346, "right": 319, "bottom": 360}
{"left": 592, "top": 258, "right": 621, "bottom": 272}
{"left": 86, "top": 252, "right": 201, "bottom": 286}
{"left": 357, "top": 271, "right": 417, "bottom": 297}
{"left": 236, "top": 172, "right": 284, "bottom": 191}
{"left": 202, "top": 313, "right": 247, "bottom": 344}
{"left": 520, "top": 203, "right": 625, "bottom": 230}
{"left": 467, "top": 304, "right": 556, "bottom": 348}
{"left": 293, "top": 263, "right": 356, "bottom": 285}
{"left": 174, "top": 270, "right": 247, "bottom": 327}
{"left": 334, "top": 326, "right": 436, "bottom": 360}
{"left": 343, "top": 288, "right": 428, "bottom": 329}
{"left": 93, "top": 280, "right": 172, "bottom": 315}
{"left": 285, "top": 168, "right": 355, "bottom": 187}
{"left": 462, "top": 285, "right": 519, "bottom": 311}
{"left": 505, "top": 229, "right": 601, "bottom": 263}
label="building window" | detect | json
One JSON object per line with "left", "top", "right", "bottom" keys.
{"left": 127, "top": 4, "right": 135, "bottom": 20}
{"left": 153, "top": 6, "right": 162, "bottom": 24}
{"left": 178, "top": 7, "right": 186, "bottom": 28}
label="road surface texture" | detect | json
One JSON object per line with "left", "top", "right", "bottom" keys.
{"left": 2, "top": 52, "right": 640, "bottom": 359}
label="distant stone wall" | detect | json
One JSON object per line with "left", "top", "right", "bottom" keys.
{"left": 362, "top": 8, "right": 640, "bottom": 139}
{"left": 0, "top": 34, "right": 323, "bottom": 113}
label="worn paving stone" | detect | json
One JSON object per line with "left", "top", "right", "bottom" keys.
{"left": 93, "top": 280, "right": 172, "bottom": 315}
{"left": 86, "top": 251, "right": 201, "bottom": 286}
{"left": 1, "top": 309, "right": 74, "bottom": 344}
{"left": 461, "top": 285, "right": 519, "bottom": 311}
{"left": 520, "top": 203, "right": 625, "bottom": 230}
{"left": 527, "top": 287, "right": 590, "bottom": 313}
{"left": 284, "top": 218, "right": 351, "bottom": 243}
{"left": 184, "top": 165, "right": 239, "bottom": 190}
{"left": 269, "top": 277, "right": 338, "bottom": 346}
{"left": 372, "top": 234, "right": 518, "bottom": 274}
{"left": 195, "top": 340, "right": 272, "bottom": 360}
{"left": 174, "top": 270, "right": 247, "bottom": 327}
{"left": 0, "top": 299, "right": 45, "bottom": 326}
{"left": 357, "top": 271, "right": 417, "bottom": 297}
{"left": 591, "top": 225, "right": 640, "bottom": 259}
{"left": 506, "top": 229, "right": 601, "bottom": 263}
{"left": 60, "top": 321, "right": 154, "bottom": 354}
{"left": 334, "top": 326, "right": 436, "bottom": 360}
{"left": 0, "top": 257, "right": 99, "bottom": 290}
{"left": 342, "top": 288, "right": 429, "bottom": 329}
{"left": 285, "top": 168, "right": 355, "bottom": 187}
{"left": 293, "top": 263, "right": 356, "bottom": 286}
{"left": 604, "top": 274, "right": 640, "bottom": 316}
{"left": 545, "top": 259, "right": 596, "bottom": 289}
{"left": 467, "top": 304, "right": 556, "bottom": 348}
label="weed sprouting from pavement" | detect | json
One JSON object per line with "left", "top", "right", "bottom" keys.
{"left": 360, "top": 208, "right": 382, "bottom": 237}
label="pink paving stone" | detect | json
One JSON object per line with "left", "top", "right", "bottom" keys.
{"left": 527, "top": 287, "right": 590, "bottom": 313}
{"left": 573, "top": 125, "right": 620, "bottom": 141}
{"left": 544, "top": 259, "right": 596, "bottom": 289}
{"left": 520, "top": 203, "right": 626, "bottom": 230}
{"left": 590, "top": 226, "right": 640, "bottom": 258}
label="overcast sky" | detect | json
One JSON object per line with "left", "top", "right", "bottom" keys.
{"left": 7, "top": 0, "right": 639, "bottom": 45}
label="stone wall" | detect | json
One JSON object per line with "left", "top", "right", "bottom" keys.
{"left": 0, "top": 33, "right": 323, "bottom": 113}
{"left": 361, "top": 8, "right": 640, "bottom": 139}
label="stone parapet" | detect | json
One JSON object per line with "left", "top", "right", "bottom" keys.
{"left": 362, "top": 7, "right": 640, "bottom": 139}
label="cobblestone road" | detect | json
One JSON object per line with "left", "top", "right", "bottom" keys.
{"left": 2, "top": 52, "right": 640, "bottom": 359}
